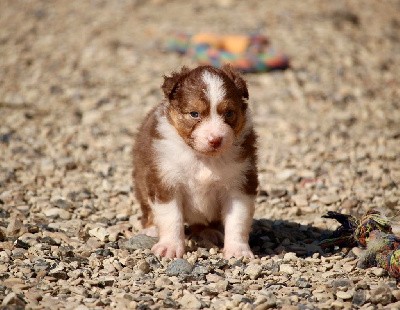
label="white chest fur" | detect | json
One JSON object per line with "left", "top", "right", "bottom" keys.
{"left": 153, "top": 114, "right": 250, "bottom": 224}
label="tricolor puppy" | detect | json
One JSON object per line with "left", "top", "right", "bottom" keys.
{"left": 133, "top": 65, "right": 258, "bottom": 259}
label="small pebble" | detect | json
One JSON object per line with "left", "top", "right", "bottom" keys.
{"left": 336, "top": 290, "right": 353, "bottom": 300}
{"left": 119, "top": 234, "right": 157, "bottom": 250}
{"left": 352, "top": 290, "right": 366, "bottom": 306}
{"left": 179, "top": 293, "right": 202, "bottom": 309}
{"left": 137, "top": 260, "right": 150, "bottom": 274}
{"left": 279, "top": 264, "right": 294, "bottom": 274}
{"left": 166, "top": 259, "right": 193, "bottom": 276}
{"left": 155, "top": 276, "right": 172, "bottom": 287}
{"left": 370, "top": 284, "right": 393, "bottom": 305}
{"left": 244, "top": 264, "right": 263, "bottom": 279}
{"left": 370, "top": 267, "right": 386, "bottom": 277}
{"left": 88, "top": 227, "right": 109, "bottom": 242}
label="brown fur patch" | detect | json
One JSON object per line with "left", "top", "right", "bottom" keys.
{"left": 167, "top": 99, "right": 210, "bottom": 147}
{"left": 133, "top": 106, "right": 174, "bottom": 228}
{"left": 221, "top": 64, "right": 249, "bottom": 100}
{"left": 239, "top": 129, "right": 259, "bottom": 196}
{"left": 216, "top": 99, "right": 247, "bottom": 136}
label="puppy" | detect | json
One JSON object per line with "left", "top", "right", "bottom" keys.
{"left": 133, "top": 65, "right": 258, "bottom": 258}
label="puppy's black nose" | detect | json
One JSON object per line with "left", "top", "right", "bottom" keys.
{"left": 208, "top": 136, "right": 223, "bottom": 149}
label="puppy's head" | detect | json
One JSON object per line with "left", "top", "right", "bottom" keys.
{"left": 162, "top": 65, "right": 249, "bottom": 156}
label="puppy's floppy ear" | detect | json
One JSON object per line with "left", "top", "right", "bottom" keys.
{"left": 221, "top": 64, "right": 249, "bottom": 100}
{"left": 162, "top": 66, "right": 190, "bottom": 101}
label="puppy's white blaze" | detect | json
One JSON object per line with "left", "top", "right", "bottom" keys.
{"left": 202, "top": 71, "right": 226, "bottom": 113}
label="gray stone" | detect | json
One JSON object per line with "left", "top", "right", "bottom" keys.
{"left": 352, "top": 290, "right": 366, "bottom": 307}
{"left": 119, "top": 234, "right": 157, "bottom": 251}
{"left": 51, "top": 198, "right": 73, "bottom": 210}
{"left": 331, "top": 278, "right": 353, "bottom": 289}
{"left": 244, "top": 264, "right": 263, "bottom": 279}
{"left": 166, "top": 259, "right": 193, "bottom": 276}
{"left": 33, "top": 259, "right": 50, "bottom": 273}
{"left": 96, "top": 276, "right": 115, "bottom": 286}
{"left": 192, "top": 265, "right": 210, "bottom": 276}
{"left": 370, "top": 284, "right": 393, "bottom": 305}
{"left": 296, "top": 278, "right": 311, "bottom": 289}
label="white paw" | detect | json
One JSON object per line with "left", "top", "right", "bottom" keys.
{"left": 223, "top": 243, "right": 254, "bottom": 259}
{"left": 140, "top": 226, "right": 159, "bottom": 238}
{"left": 151, "top": 239, "right": 185, "bottom": 258}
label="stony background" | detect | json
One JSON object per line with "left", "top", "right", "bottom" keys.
{"left": 1, "top": 0, "right": 400, "bottom": 309}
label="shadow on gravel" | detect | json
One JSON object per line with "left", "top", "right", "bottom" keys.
{"left": 250, "top": 218, "right": 334, "bottom": 258}
{"left": 119, "top": 218, "right": 337, "bottom": 259}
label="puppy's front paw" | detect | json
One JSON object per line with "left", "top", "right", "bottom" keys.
{"left": 223, "top": 243, "right": 254, "bottom": 259}
{"left": 152, "top": 240, "right": 185, "bottom": 258}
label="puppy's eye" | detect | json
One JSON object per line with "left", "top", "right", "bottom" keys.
{"left": 189, "top": 111, "right": 200, "bottom": 119}
{"left": 225, "top": 110, "right": 235, "bottom": 118}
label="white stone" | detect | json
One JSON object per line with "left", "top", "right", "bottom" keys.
{"left": 279, "top": 264, "right": 295, "bottom": 274}
{"left": 244, "top": 264, "right": 263, "bottom": 279}
{"left": 336, "top": 290, "right": 353, "bottom": 300}
{"left": 283, "top": 252, "right": 297, "bottom": 262}
{"left": 88, "top": 227, "right": 109, "bottom": 242}
{"left": 179, "top": 293, "right": 202, "bottom": 309}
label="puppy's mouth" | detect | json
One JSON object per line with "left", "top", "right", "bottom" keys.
{"left": 192, "top": 144, "right": 229, "bottom": 157}
{"left": 200, "top": 149, "right": 223, "bottom": 157}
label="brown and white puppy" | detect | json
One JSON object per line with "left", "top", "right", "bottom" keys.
{"left": 133, "top": 65, "right": 258, "bottom": 259}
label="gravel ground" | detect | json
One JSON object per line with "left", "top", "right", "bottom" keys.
{"left": 1, "top": 0, "right": 400, "bottom": 309}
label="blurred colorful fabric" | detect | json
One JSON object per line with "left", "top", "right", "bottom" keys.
{"left": 166, "top": 32, "right": 289, "bottom": 73}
